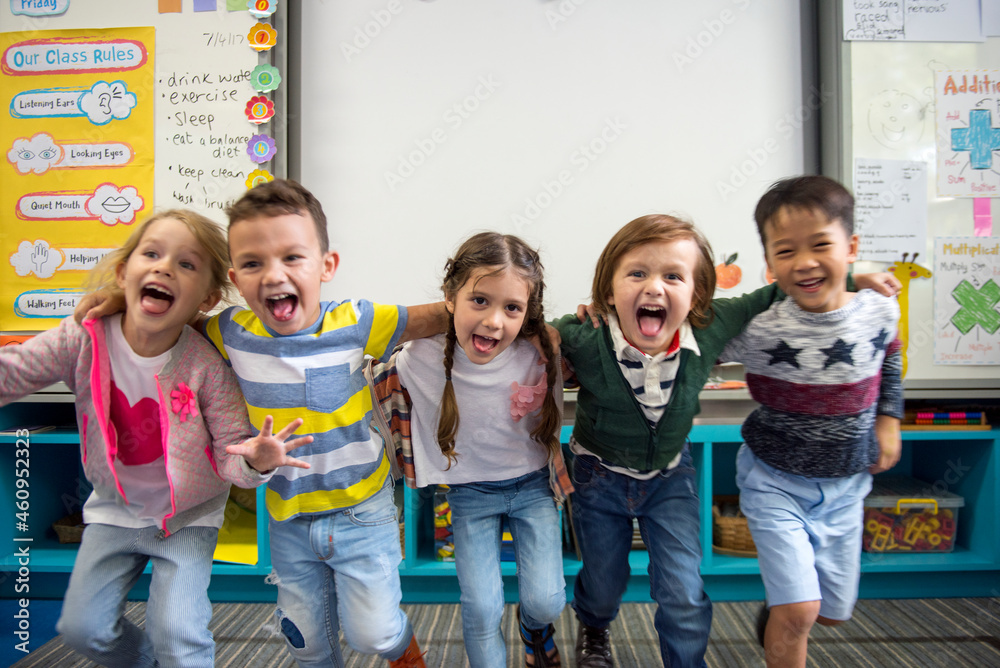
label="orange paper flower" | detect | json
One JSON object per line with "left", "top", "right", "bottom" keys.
{"left": 248, "top": 22, "right": 277, "bottom": 51}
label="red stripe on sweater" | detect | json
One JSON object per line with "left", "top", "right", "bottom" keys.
{"left": 746, "top": 372, "right": 882, "bottom": 415}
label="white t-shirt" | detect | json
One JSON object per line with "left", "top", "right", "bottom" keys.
{"left": 395, "top": 335, "right": 556, "bottom": 487}
{"left": 83, "top": 315, "right": 225, "bottom": 529}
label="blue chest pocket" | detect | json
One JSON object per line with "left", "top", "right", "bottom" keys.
{"left": 305, "top": 364, "right": 363, "bottom": 414}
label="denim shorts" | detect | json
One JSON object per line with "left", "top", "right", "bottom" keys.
{"left": 737, "top": 444, "right": 872, "bottom": 620}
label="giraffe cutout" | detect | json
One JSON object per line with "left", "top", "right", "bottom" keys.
{"left": 887, "top": 253, "right": 932, "bottom": 378}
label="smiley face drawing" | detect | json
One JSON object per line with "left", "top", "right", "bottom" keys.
{"left": 868, "top": 90, "right": 926, "bottom": 150}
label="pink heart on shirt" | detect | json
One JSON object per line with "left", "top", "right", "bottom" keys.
{"left": 110, "top": 382, "right": 163, "bottom": 465}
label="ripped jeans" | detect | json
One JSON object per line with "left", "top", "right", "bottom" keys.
{"left": 268, "top": 479, "right": 412, "bottom": 667}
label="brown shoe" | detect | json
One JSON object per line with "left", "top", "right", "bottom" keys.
{"left": 388, "top": 635, "right": 426, "bottom": 668}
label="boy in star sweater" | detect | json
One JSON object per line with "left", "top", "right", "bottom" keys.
{"left": 719, "top": 175, "right": 903, "bottom": 668}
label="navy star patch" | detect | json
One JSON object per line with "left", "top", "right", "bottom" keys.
{"left": 821, "top": 338, "right": 856, "bottom": 368}
{"left": 870, "top": 329, "right": 891, "bottom": 358}
{"left": 764, "top": 340, "right": 802, "bottom": 368}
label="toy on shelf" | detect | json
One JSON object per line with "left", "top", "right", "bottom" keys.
{"left": 901, "top": 410, "right": 989, "bottom": 431}
{"left": 862, "top": 476, "right": 965, "bottom": 553}
{"left": 433, "top": 486, "right": 455, "bottom": 562}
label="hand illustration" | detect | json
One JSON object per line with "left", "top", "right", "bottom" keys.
{"left": 31, "top": 242, "right": 49, "bottom": 274}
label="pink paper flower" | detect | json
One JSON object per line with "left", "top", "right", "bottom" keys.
{"left": 170, "top": 382, "right": 199, "bottom": 423}
{"left": 510, "top": 379, "right": 547, "bottom": 422}
{"left": 245, "top": 95, "right": 275, "bottom": 125}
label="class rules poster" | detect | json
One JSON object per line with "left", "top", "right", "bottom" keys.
{"left": 1, "top": 27, "right": 154, "bottom": 330}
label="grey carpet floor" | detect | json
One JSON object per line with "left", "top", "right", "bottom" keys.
{"left": 12, "top": 598, "right": 1000, "bottom": 667}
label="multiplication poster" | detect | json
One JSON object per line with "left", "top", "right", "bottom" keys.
{"left": 934, "top": 237, "right": 1000, "bottom": 364}
{"left": 1, "top": 27, "right": 154, "bottom": 330}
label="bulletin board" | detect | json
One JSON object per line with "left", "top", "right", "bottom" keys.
{"left": 821, "top": 0, "right": 1000, "bottom": 392}
{"left": 0, "top": 0, "right": 285, "bottom": 331}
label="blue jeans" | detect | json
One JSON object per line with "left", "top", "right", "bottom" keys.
{"left": 57, "top": 522, "right": 218, "bottom": 668}
{"left": 571, "top": 449, "right": 711, "bottom": 668}
{"left": 269, "top": 478, "right": 412, "bottom": 667}
{"left": 447, "top": 469, "right": 565, "bottom": 668}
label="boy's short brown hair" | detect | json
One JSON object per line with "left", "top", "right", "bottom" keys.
{"left": 754, "top": 175, "right": 854, "bottom": 243}
{"left": 226, "top": 178, "right": 330, "bottom": 253}
{"left": 591, "top": 214, "right": 716, "bottom": 328}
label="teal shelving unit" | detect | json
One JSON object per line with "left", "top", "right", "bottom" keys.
{"left": 2, "top": 395, "right": 999, "bottom": 603}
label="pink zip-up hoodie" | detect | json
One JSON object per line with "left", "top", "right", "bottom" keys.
{"left": 0, "top": 317, "right": 267, "bottom": 536}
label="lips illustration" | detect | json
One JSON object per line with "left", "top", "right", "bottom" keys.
{"left": 101, "top": 196, "right": 131, "bottom": 213}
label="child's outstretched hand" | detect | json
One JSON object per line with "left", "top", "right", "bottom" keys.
{"left": 227, "top": 416, "right": 313, "bottom": 473}
{"left": 854, "top": 272, "right": 902, "bottom": 297}
{"left": 870, "top": 414, "right": 901, "bottom": 474}
{"left": 74, "top": 288, "right": 124, "bottom": 323}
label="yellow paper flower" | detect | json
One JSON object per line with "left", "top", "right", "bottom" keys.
{"left": 248, "top": 23, "right": 277, "bottom": 52}
{"left": 246, "top": 169, "right": 274, "bottom": 189}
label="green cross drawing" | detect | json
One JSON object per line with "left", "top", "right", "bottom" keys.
{"left": 951, "top": 279, "right": 1000, "bottom": 335}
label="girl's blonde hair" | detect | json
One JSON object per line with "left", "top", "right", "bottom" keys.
{"left": 591, "top": 214, "right": 716, "bottom": 329}
{"left": 437, "top": 232, "right": 561, "bottom": 468}
{"left": 88, "top": 209, "right": 233, "bottom": 306}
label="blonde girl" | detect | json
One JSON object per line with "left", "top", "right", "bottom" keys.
{"left": 0, "top": 210, "right": 309, "bottom": 668}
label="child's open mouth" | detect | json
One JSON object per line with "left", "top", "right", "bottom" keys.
{"left": 472, "top": 334, "right": 498, "bottom": 354}
{"left": 266, "top": 293, "right": 298, "bottom": 321}
{"left": 140, "top": 285, "right": 174, "bottom": 315}
{"left": 636, "top": 306, "right": 665, "bottom": 337}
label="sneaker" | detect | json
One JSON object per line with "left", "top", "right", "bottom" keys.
{"left": 575, "top": 619, "right": 613, "bottom": 668}
{"left": 388, "top": 635, "right": 426, "bottom": 668}
{"left": 755, "top": 604, "right": 769, "bottom": 648}
{"left": 517, "top": 605, "right": 561, "bottom": 667}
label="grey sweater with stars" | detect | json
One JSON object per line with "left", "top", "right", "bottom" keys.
{"left": 720, "top": 289, "right": 903, "bottom": 478}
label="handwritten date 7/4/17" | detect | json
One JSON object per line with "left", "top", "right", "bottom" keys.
{"left": 204, "top": 32, "right": 245, "bottom": 48}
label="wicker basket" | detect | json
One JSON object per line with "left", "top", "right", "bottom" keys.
{"left": 712, "top": 495, "right": 756, "bottom": 556}
{"left": 52, "top": 512, "right": 86, "bottom": 544}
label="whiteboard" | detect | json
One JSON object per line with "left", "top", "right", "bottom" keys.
{"left": 826, "top": 33, "right": 1000, "bottom": 390}
{"left": 295, "top": 1, "right": 808, "bottom": 320}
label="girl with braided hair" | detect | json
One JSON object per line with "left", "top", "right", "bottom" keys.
{"left": 370, "top": 232, "right": 570, "bottom": 667}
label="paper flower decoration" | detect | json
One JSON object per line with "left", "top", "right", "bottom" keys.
{"left": 247, "top": 134, "right": 276, "bottom": 163}
{"left": 510, "top": 379, "right": 547, "bottom": 422}
{"left": 248, "top": 22, "right": 277, "bottom": 52}
{"left": 245, "top": 95, "right": 275, "bottom": 125}
{"left": 247, "top": 0, "right": 277, "bottom": 18}
{"left": 246, "top": 169, "right": 274, "bottom": 189}
{"left": 170, "top": 382, "right": 199, "bottom": 423}
{"left": 251, "top": 64, "right": 282, "bottom": 92}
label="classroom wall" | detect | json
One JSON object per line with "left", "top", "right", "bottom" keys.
{"left": 291, "top": 1, "right": 814, "bottom": 318}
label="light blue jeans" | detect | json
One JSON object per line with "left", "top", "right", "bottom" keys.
{"left": 571, "top": 449, "right": 711, "bottom": 668}
{"left": 446, "top": 468, "right": 566, "bottom": 668}
{"left": 269, "top": 478, "right": 412, "bottom": 667}
{"left": 57, "top": 522, "right": 218, "bottom": 668}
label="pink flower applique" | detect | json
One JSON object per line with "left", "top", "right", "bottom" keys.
{"left": 170, "top": 382, "right": 199, "bottom": 423}
{"left": 510, "top": 378, "right": 547, "bottom": 422}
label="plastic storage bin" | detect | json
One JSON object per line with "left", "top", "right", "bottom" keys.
{"left": 862, "top": 476, "right": 964, "bottom": 553}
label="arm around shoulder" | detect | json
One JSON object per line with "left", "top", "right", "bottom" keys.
{"left": 400, "top": 301, "right": 449, "bottom": 343}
